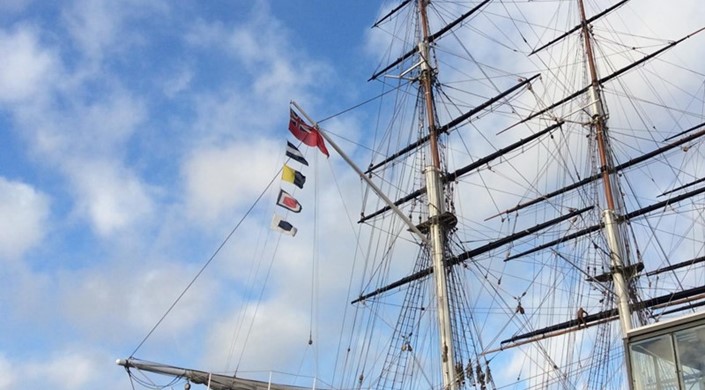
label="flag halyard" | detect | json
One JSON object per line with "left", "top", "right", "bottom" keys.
{"left": 282, "top": 164, "right": 306, "bottom": 189}
{"left": 288, "top": 109, "right": 330, "bottom": 157}
{"left": 271, "top": 214, "right": 297, "bottom": 236}
{"left": 276, "top": 189, "right": 302, "bottom": 213}
{"left": 285, "top": 141, "right": 309, "bottom": 166}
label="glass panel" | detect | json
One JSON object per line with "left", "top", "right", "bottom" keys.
{"left": 630, "top": 334, "right": 679, "bottom": 390}
{"left": 674, "top": 324, "right": 705, "bottom": 390}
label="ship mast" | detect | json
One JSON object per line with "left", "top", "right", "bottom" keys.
{"left": 577, "top": 0, "right": 633, "bottom": 336}
{"left": 417, "top": 0, "right": 458, "bottom": 389}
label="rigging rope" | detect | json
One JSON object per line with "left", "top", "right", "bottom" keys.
{"left": 317, "top": 84, "right": 404, "bottom": 124}
{"left": 129, "top": 167, "right": 282, "bottom": 358}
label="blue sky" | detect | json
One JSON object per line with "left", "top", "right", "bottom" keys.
{"left": 0, "top": 1, "right": 385, "bottom": 388}
{"left": 2, "top": 0, "right": 704, "bottom": 389}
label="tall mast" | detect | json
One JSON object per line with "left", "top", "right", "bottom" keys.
{"left": 577, "top": 0, "right": 633, "bottom": 335}
{"left": 417, "top": 1, "right": 458, "bottom": 389}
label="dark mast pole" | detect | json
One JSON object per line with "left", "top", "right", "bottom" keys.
{"left": 578, "top": 0, "right": 633, "bottom": 335}
{"left": 417, "top": 0, "right": 458, "bottom": 389}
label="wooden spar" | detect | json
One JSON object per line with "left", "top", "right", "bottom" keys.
{"left": 368, "top": 0, "right": 491, "bottom": 81}
{"left": 356, "top": 175, "right": 705, "bottom": 305}
{"left": 659, "top": 176, "right": 705, "bottom": 197}
{"left": 579, "top": 0, "right": 617, "bottom": 209}
{"left": 506, "top": 183, "right": 705, "bottom": 261}
{"left": 365, "top": 74, "right": 540, "bottom": 175}
{"left": 646, "top": 255, "right": 705, "bottom": 277}
{"left": 417, "top": 0, "right": 458, "bottom": 388}
{"left": 371, "top": 0, "right": 411, "bottom": 28}
{"left": 498, "top": 26, "right": 705, "bottom": 135}
{"left": 665, "top": 120, "right": 705, "bottom": 141}
{"left": 482, "top": 317, "right": 616, "bottom": 356}
{"left": 288, "top": 100, "right": 429, "bottom": 245}
{"left": 487, "top": 122, "right": 705, "bottom": 220}
{"left": 360, "top": 119, "right": 563, "bottom": 223}
{"left": 352, "top": 206, "right": 592, "bottom": 303}
{"left": 364, "top": 107, "right": 705, "bottom": 226}
{"left": 499, "top": 285, "right": 705, "bottom": 346}
{"left": 529, "top": 0, "right": 630, "bottom": 56}
{"left": 116, "top": 358, "right": 313, "bottom": 390}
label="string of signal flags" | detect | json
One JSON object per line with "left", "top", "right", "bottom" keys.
{"left": 271, "top": 108, "right": 330, "bottom": 237}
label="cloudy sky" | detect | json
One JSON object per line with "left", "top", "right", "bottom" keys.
{"left": 2, "top": 0, "right": 704, "bottom": 389}
{"left": 0, "top": 1, "right": 385, "bottom": 388}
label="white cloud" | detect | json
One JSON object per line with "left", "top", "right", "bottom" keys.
{"left": 0, "top": 177, "right": 50, "bottom": 261}
{"left": 43, "top": 91, "right": 146, "bottom": 158}
{"left": 0, "top": 2, "right": 364, "bottom": 390}
{"left": 13, "top": 86, "right": 146, "bottom": 159}
{"left": 61, "top": 0, "right": 168, "bottom": 63}
{"left": 10, "top": 80, "right": 151, "bottom": 236}
{"left": 62, "top": 0, "right": 115, "bottom": 60}
{"left": 41, "top": 350, "right": 100, "bottom": 388}
{"left": 0, "top": 25, "right": 57, "bottom": 103}
{"left": 1, "top": 347, "right": 127, "bottom": 390}
{"left": 185, "top": 3, "right": 331, "bottom": 112}
{"left": 0, "top": 354, "right": 17, "bottom": 389}
{"left": 182, "top": 139, "right": 281, "bottom": 223}
{"left": 163, "top": 67, "right": 193, "bottom": 98}
{"left": 227, "top": 10, "right": 330, "bottom": 107}
{"left": 189, "top": 91, "right": 251, "bottom": 138}
{"left": 68, "top": 160, "right": 154, "bottom": 236}
{"left": 2, "top": 263, "right": 54, "bottom": 329}
{"left": 58, "top": 260, "right": 216, "bottom": 342}
{"left": 203, "top": 299, "right": 310, "bottom": 373}
{"left": 0, "top": 3, "right": 152, "bottom": 240}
